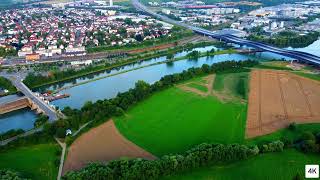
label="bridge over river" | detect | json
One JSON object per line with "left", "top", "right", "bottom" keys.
{"left": 132, "top": 0, "right": 320, "bottom": 66}
{"left": 0, "top": 75, "right": 61, "bottom": 145}
{"left": 1, "top": 75, "right": 59, "bottom": 121}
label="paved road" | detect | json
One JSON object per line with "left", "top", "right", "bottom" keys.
{"left": 132, "top": 0, "right": 320, "bottom": 66}
{"left": 55, "top": 138, "right": 66, "bottom": 180}
{"left": 0, "top": 127, "right": 43, "bottom": 146}
{"left": 4, "top": 74, "right": 58, "bottom": 121}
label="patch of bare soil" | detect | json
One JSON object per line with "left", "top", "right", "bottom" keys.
{"left": 246, "top": 70, "right": 320, "bottom": 138}
{"left": 63, "top": 120, "right": 155, "bottom": 174}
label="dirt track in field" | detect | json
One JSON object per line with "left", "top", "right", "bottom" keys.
{"left": 178, "top": 75, "right": 215, "bottom": 97}
{"left": 62, "top": 120, "right": 155, "bottom": 174}
{"left": 178, "top": 74, "right": 241, "bottom": 103}
{"left": 246, "top": 70, "right": 320, "bottom": 138}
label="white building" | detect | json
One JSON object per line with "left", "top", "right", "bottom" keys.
{"left": 70, "top": 60, "right": 92, "bottom": 66}
{"left": 162, "top": 9, "right": 171, "bottom": 15}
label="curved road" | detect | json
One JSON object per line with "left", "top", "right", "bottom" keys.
{"left": 132, "top": 0, "right": 320, "bottom": 66}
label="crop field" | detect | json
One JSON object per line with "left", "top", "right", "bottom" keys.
{"left": 115, "top": 75, "right": 248, "bottom": 156}
{"left": 0, "top": 143, "right": 59, "bottom": 180}
{"left": 63, "top": 120, "right": 155, "bottom": 173}
{"left": 246, "top": 70, "right": 320, "bottom": 138}
{"left": 163, "top": 149, "right": 320, "bottom": 180}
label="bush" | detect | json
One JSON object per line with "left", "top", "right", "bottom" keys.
{"left": 55, "top": 148, "right": 62, "bottom": 156}
{"left": 55, "top": 128, "right": 66, "bottom": 138}
{"left": 34, "top": 115, "right": 49, "bottom": 128}
{"left": 288, "top": 123, "right": 297, "bottom": 131}
{"left": 261, "top": 140, "right": 284, "bottom": 153}
{"left": 0, "top": 169, "right": 26, "bottom": 180}
{"left": 55, "top": 158, "right": 61, "bottom": 166}
{"left": 300, "top": 131, "right": 316, "bottom": 141}
{"left": 281, "top": 136, "right": 293, "bottom": 148}
{"left": 299, "top": 140, "right": 319, "bottom": 153}
{"left": 316, "top": 132, "right": 320, "bottom": 144}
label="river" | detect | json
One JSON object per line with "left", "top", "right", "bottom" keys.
{"left": 1, "top": 40, "right": 318, "bottom": 133}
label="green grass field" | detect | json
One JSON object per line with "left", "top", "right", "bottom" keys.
{"left": 293, "top": 72, "right": 320, "bottom": 81}
{"left": 115, "top": 85, "right": 247, "bottom": 156}
{"left": 187, "top": 83, "right": 208, "bottom": 92}
{"left": 0, "top": 143, "right": 59, "bottom": 180}
{"left": 163, "top": 149, "right": 319, "bottom": 180}
{"left": 213, "top": 72, "right": 249, "bottom": 99}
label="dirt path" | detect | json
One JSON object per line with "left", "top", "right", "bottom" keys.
{"left": 178, "top": 74, "right": 215, "bottom": 97}
{"left": 55, "top": 138, "right": 66, "bottom": 180}
{"left": 62, "top": 120, "right": 155, "bottom": 174}
{"left": 177, "top": 74, "right": 239, "bottom": 103}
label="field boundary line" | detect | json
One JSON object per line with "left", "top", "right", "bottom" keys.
{"left": 258, "top": 70, "right": 262, "bottom": 132}
{"left": 295, "top": 77, "right": 313, "bottom": 117}
{"left": 276, "top": 72, "right": 288, "bottom": 120}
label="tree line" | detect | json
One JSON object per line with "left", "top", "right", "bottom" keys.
{"left": 41, "top": 60, "right": 258, "bottom": 141}
{"left": 63, "top": 143, "right": 260, "bottom": 180}
{"left": 86, "top": 26, "right": 193, "bottom": 53}
{"left": 248, "top": 31, "right": 320, "bottom": 48}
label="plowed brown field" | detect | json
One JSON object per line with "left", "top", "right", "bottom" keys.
{"left": 63, "top": 120, "right": 155, "bottom": 174}
{"left": 246, "top": 70, "right": 320, "bottom": 138}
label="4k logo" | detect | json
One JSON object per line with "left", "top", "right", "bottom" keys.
{"left": 306, "top": 165, "right": 319, "bottom": 178}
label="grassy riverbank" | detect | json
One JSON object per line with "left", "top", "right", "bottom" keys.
{"left": 52, "top": 48, "right": 238, "bottom": 93}
{"left": 24, "top": 42, "right": 218, "bottom": 90}
{"left": 0, "top": 77, "right": 17, "bottom": 96}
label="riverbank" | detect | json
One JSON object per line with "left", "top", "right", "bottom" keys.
{"left": 52, "top": 48, "right": 238, "bottom": 93}
{"left": 24, "top": 41, "right": 218, "bottom": 90}
{"left": 0, "top": 77, "right": 17, "bottom": 97}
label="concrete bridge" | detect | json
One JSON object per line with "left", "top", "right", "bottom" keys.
{"left": 2, "top": 75, "right": 60, "bottom": 121}
{"left": 0, "top": 75, "right": 62, "bottom": 146}
{"left": 0, "top": 97, "right": 45, "bottom": 115}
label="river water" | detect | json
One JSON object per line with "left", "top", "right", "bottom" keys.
{"left": 0, "top": 94, "right": 37, "bottom": 133}
{"left": 1, "top": 40, "right": 319, "bottom": 133}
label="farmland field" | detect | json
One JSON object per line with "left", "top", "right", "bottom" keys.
{"left": 246, "top": 70, "right": 320, "bottom": 138}
{"left": 63, "top": 120, "right": 155, "bottom": 173}
{"left": 163, "top": 149, "right": 320, "bottom": 180}
{"left": 115, "top": 76, "right": 247, "bottom": 156}
{"left": 0, "top": 143, "right": 59, "bottom": 180}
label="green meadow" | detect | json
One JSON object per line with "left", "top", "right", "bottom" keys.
{"left": 0, "top": 143, "right": 59, "bottom": 180}
{"left": 213, "top": 72, "right": 249, "bottom": 100}
{"left": 115, "top": 83, "right": 247, "bottom": 156}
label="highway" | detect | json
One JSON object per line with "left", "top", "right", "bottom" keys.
{"left": 132, "top": 0, "right": 320, "bottom": 66}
